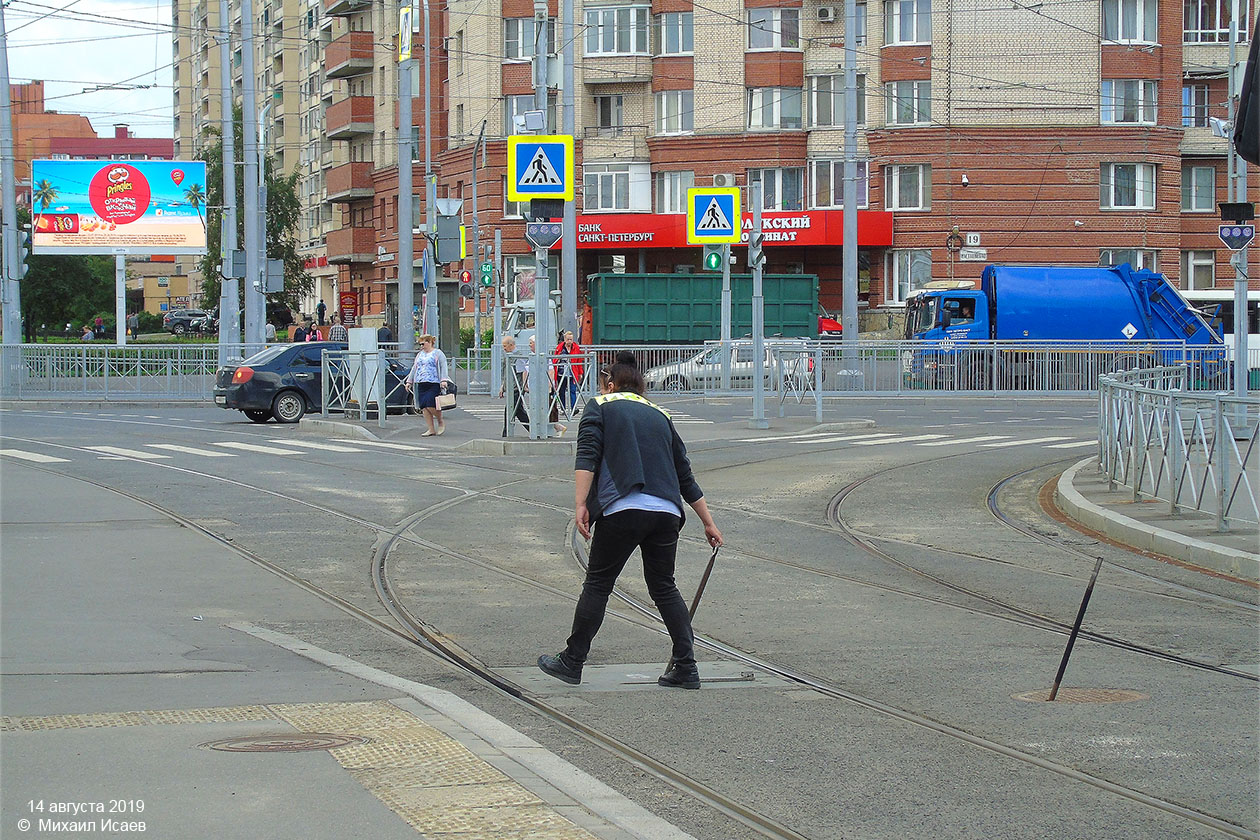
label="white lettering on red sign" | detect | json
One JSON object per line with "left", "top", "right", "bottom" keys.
{"left": 742, "top": 215, "right": 812, "bottom": 231}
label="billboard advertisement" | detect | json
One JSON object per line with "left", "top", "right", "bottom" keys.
{"left": 29, "top": 160, "right": 208, "bottom": 255}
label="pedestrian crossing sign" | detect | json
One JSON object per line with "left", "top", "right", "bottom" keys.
{"left": 686, "top": 187, "right": 741, "bottom": 244}
{"left": 507, "top": 135, "right": 575, "bottom": 201}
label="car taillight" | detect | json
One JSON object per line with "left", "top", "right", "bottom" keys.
{"left": 232, "top": 367, "right": 254, "bottom": 384}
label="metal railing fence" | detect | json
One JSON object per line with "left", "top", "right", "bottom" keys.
{"left": 1098, "top": 366, "right": 1259, "bottom": 529}
{"left": 0, "top": 343, "right": 249, "bottom": 400}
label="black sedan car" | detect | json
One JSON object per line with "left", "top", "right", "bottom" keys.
{"left": 214, "top": 343, "right": 412, "bottom": 423}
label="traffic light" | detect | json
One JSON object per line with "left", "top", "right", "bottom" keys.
{"left": 459, "top": 269, "right": 474, "bottom": 299}
{"left": 479, "top": 262, "right": 494, "bottom": 287}
{"left": 748, "top": 232, "right": 766, "bottom": 268}
{"left": 14, "top": 228, "right": 30, "bottom": 280}
{"left": 702, "top": 244, "right": 723, "bottom": 272}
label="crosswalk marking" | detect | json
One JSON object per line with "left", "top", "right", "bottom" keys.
{"left": 268, "top": 439, "right": 364, "bottom": 453}
{"left": 85, "top": 445, "right": 170, "bottom": 460}
{"left": 347, "top": 439, "right": 429, "bottom": 452}
{"left": 850, "top": 433, "right": 948, "bottom": 446}
{"left": 211, "top": 441, "right": 304, "bottom": 456}
{"left": 918, "top": 435, "right": 1010, "bottom": 447}
{"left": 1046, "top": 440, "right": 1096, "bottom": 449}
{"left": 0, "top": 449, "right": 70, "bottom": 463}
{"left": 148, "top": 444, "right": 237, "bottom": 457}
{"left": 979, "top": 436, "right": 1071, "bottom": 448}
{"left": 737, "top": 431, "right": 845, "bottom": 443}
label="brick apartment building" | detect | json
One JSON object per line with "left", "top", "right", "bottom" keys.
{"left": 176, "top": 0, "right": 1257, "bottom": 335}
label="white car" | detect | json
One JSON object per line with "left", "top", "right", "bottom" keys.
{"left": 643, "top": 341, "right": 818, "bottom": 392}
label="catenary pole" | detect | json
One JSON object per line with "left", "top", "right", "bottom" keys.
{"left": 529, "top": 0, "right": 553, "bottom": 439}
{"left": 750, "top": 181, "right": 768, "bottom": 429}
{"left": 422, "top": 0, "right": 437, "bottom": 341}
{"left": 240, "top": 0, "right": 261, "bottom": 348}
{"left": 398, "top": 16, "right": 415, "bottom": 352}
{"left": 217, "top": 0, "right": 240, "bottom": 363}
{"left": 258, "top": 102, "right": 270, "bottom": 330}
{"left": 560, "top": 0, "right": 576, "bottom": 337}
{"left": 1228, "top": 1, "right": 1249, "bottom": 397}
{"left": 841, "top": 0, "right": 858, "bottom": 354}
{"left": 0, "top": 1, "right": 22, "bottom": 362}
{"left": 492, "top": 227, "right": 503, "bottom": 395}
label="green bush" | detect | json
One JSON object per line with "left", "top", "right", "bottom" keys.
{"left": 138, "top": 311, "right": 164, "bottom": 332}
{"left": 458, "top": 326, "right": 494, "bottom": 356}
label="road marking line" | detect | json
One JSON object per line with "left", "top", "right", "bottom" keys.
{"left": 851, "top": 434, "right": 948, "bottom": 446}
{"left": 0, "top": 449, "right": 70, "bottom": 463}
{"left": 268, "top": 439, "right": 364, "bottom": 453}
{"left": 211, "top": 441, "right": 303, "bottom": 455}
{"left": 347, "top": 440, "right": 429, "bottom": 452}
{"left": 918, "top": 435, "right": 1010, "bottom": 447}
{"left": 84, "top": 445, "right": 170, "bottom": 459}
{"left": 1046, "top": 440, "right": 1096, "bottom": 449}
{"left": 979, "top": 436, "right": 1072, "bottom": 448}
{"left": 148, "top": 444, "right": 237, "bottom": 457}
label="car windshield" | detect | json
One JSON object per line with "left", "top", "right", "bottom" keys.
{"left": 907, "top": 296, "right": 937, "bottom": 336}
{"left": 240, "top": 346, "right": 288, "bottom": 366}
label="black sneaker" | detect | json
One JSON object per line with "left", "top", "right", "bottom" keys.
{"left": 537, "top": 653, "right": 582, "bottom": 685}
{"left": 657, "top": 664, "right": 700, "bottom": 690}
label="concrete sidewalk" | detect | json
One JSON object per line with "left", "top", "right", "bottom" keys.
{"left": 0, "top": 464, "right": 691, "bottom": 840}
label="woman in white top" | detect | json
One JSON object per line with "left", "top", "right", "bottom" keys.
{"left": 404, "top": 334, "right": 451, "bottom": 436}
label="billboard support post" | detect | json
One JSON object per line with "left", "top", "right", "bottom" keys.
{"left": 115, "top": 254, "right": 126, "bottom": 347}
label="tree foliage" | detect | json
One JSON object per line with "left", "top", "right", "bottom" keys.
{"left": 5, "top": 206, "right": 115, "bottom": 339}
{"left": 196, "top": 106, "right": 312, "bottom": 312}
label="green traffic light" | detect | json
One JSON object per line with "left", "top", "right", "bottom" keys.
{"left": 702, "top": 247, "right": 723, "bottom": 271}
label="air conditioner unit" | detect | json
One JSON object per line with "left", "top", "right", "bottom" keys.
{"left": 713, "top": 173, "right": 736, "bottom": 188}
{"left": 817, "top": 6, "right": 837, "bottom": 22}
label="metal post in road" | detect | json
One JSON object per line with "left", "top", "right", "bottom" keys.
{"left": 1227, "top": 3, "right": 1250, "bottom": 398}
{"left": 750, "top": 181, "right": 768, "bottom": 430}
{"left": 240, "top": 0, "right": 261, "bottom": 348}
{"left": 841, "top": 0, "right": 859, "bottom": 359}
{"left": 492, "top": 228, "right": 503, "bottom": 396}
{"left": 721, "top": 242, "right": 732, "bottom": 390}
{"left": 217, "top": 0, "right": 240, "bottom": 364}
{"left": 114, "top": 255, "right": 127, "bottom": 347}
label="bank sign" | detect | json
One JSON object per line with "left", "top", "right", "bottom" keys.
{"left": 29, "top": 160, "right": 209, "bottom": 256}
{"left": 574, "top": 210, "right": 893, "bottom": 249}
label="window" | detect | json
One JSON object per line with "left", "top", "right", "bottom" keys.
{"left": 505, "top": 17, "right": 556, "bottom": 61}
{"left": 885, "top": 80, "right": 930, "bottom": 126}
{"left": 888, "top": 249, "right": 931, "bottom": 304}
{"left": 1184, "top": 0, "right": 1251, "bottom": 42}
{"left": 503, "top": 177, "right": 523, "bottom": 218}
{"left": 594, "top": 95, "right": 624, "bottom": 129}
{"left": 1100, "top": 249, "right": 1158, "bottom": 271}
{"left": 1103, "top": 0, "right": 1157, "bottom": 43}
{"left": 884, "top": 0, "right": 930, "bottom": 44}
{"left": 655, "top": 90, "right": 694, "bottom": 134}
{"left": 505, "top": 94, "right": 557, "bottom": 133}
{"left": 453, "top": 30, "right": 464, "bottom": 75}
{"left": 1181, "top": 165, "right": 1215, "bottom": 211}
{"left": 1182, "top": 85, "right": 1209, "bottom": 127}
{"left": 654, "top": 12, "right": 693, "bottom": 54}
{"left": 585, "top": 7, "right": 649, "bottom": 55}
{"left": 583, "top": 162, "right": 651, "bottom": 211}
{"left": 411, "top": 127, "right": 420, "bottom": 162}
{"left": 455, "top": 104, "right": 465, "bottom": 137}
{"left": 810, "top": 160, "right": 870, "bottom": 209}
{"left": 809, "top": 75, "right": 866, "bottom": 127}
{"left": 1100, "top": 162, "right": 1156, "bottom": 209}
{"left": 884, "top": 163, "right": 931, "bottom": 210}
{"left": 655, "top": 170, "right": 695, "bottom": 213}
{"left": 748, "top": 167, "right": 805, "bottom": 211}
{"left": 1101, "top": 79, "right": 1157, "bottom": 124}
{"left": 412, "top": 194, "right": 422, "bottom": 231}
{"left": 748, "top": 87, "right": 803, "bottom": 130}
{"left": 1180, "top": 250, "right": 1215, "bottom": 290}
{"left": 748, "top": 8, "right": 799, "bottom": 50}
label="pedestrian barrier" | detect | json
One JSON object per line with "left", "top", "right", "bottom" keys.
{"left": 0, "top": 344, "right": 237, "bottom": 400}
{"left": 1098, "top": 365, "right": 1259, "bottom": 529}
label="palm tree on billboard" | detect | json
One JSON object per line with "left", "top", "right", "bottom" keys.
{"left": 31, "top": 179, "right": 58, "bottom": 231}
{"left": 183, "top": 182, "right": 206, "bottom": 229}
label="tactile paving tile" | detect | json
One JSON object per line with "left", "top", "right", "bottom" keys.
{"left": 1, "top": 705, "right": 275, "bottom": 731}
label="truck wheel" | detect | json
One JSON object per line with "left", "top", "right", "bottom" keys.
{"left": 663, "top": 375, "right": 689, "bottom": 393}
{"left": 272, "top": 391, "right": 307, "bottom": 423}
{"left": 244, "top": 410, "right": 272, "bottom": 423}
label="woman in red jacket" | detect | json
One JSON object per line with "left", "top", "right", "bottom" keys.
{"left": 552, "top": 330, "right": 584, "bottom": 412}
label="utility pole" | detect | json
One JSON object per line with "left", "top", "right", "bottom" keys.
{"left": 258, "top": 102, "right": 270, "bottom": 332}
{"left": 422, "top": 0, "right": 437, "bottom": 341}
{"left": 720, "top": 241, "right": 731, "bottom": 389}
{"left": 217, "top": 0, "right": 240, "bottom": 363}
{"left": 492, "top": 227, "right": 503, "bottom": 395}
{"left": 841, "top": 0, "right": 859, "bottom": 355}
{"left": 1227, "top": 1, "right": 1249, "bottom": 397}
{"left": 528, "top": 0, "right": 554, "bottom": 439}
{"left": 560, "top": 0, "right": 577, "bottom": 337}
{"left": 240, "top": 0, "right": 262, "bottom": 348}
{"left": 750, "top": 181, "right": 768, "bottom": 429}
{"left": 0, "top": 1, "right": 22, "bottom": 363}
{"left": 398, "top": 5, "right": 415, "bottom": 352}
{"left": 470, "top": 120, "right": 486, "bottom": 344}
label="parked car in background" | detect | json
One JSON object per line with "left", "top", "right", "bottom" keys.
{"left": 214, "top": 342, "right": 412, "bottom": 423}
{"left": 189, "top": 307, "right": 218, "bottom": 334}
{"left": 163, "top": 308, "right": 209, "bottom": 336}
{"left": 642, "top": 340, "right": 818, "bottom": 392}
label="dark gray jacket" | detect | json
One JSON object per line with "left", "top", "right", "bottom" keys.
{"left": 575, "top": 392, "right": 703, "bottom": 525}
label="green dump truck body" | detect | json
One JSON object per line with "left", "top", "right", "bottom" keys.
{"left": 588, "top": 273, "right": 821, "bottom": 343}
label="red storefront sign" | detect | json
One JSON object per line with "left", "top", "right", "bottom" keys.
{"left": 574, "top": 210, "right": 893, "bottom": 249}
{"left": 338, "top": 291, "right": 358, "bottom": 322}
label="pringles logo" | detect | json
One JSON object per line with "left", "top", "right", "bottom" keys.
{"left": 88, "top": 163, "right": 151, "bottom": 226}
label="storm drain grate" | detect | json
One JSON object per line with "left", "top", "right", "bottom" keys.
{"left": 1013, "top": 688, "right": 1148, "bottom": 704}
{"left": 201, "top": 733, "right": 369, "bottom": 752}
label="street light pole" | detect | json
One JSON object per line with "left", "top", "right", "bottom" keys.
{"left": 240, "top": 0, "right": 261, "bottom": 348}
{"left": 398, "top": 9, "right": 415, "bottom": 352}
{"left": 217, "top": 0, "right": 240, "bottom": 363}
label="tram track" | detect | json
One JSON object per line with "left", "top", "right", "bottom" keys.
{"left": 6, "top": 429, "right": 1257, "bottom": 838}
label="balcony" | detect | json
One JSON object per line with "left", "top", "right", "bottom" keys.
{"left": 326, "top": 162, "right": 374, "bottom": 202}
{"left": 326, "top": 226, "right": 376, "bottom": 263}
{"left": 326, "top": 96, "right": 374, "bottom": 140}
{"left": 582, "top": 55, "right": 652, "bottom": 85}
{"left": 324, "top": 0, "right": 370, "bottom": 16}
{"left": 326, "top": 31, "right": 373, "bottom": 79}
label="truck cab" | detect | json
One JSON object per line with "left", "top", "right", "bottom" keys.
{"left": 905, "top": 281, "right": 988, "bottom": 341}
{"left": 502, "top": 298, "right": 560, "bottom": 347}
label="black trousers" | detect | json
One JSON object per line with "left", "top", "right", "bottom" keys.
{"left": 564, "top": 509, "right": 694, "bottom": 667}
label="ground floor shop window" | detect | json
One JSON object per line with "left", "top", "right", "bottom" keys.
{"left": 887, "top": 248, "right": 931, "bottom": 304}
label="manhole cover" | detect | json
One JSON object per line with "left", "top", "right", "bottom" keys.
{"left": 201, "top": 733, "right": 368, "bottom": 753}
{"left": 1013, "top": 688, "right": 1148, "bottom": 704}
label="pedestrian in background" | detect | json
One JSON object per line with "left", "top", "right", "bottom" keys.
{"left": 305, "top": 322, "right": 320, "bottom": 341}
{"left": 538, "top": 352, "right": 722, "bottom": 689}
{"left": 327, "top": 315, "right": 349, "bottom": 342}
{"left": 528, "top": 335, "right": 566, "bottom": 436}
{"left": 93, "top": 315, "right": 104, "bottom": 339}
{"left": 404, "top": 334, "right": 451, "bottom": 436}
{"left": 292, "top": 322, "right": 307, "bottom": 342}
{"left": 265, "top": 321, "right": 277, "bottom": 342}
{"left": 127, "top": 312, "right": 139, "bottom": 341}
{"left": 377, "top": 323, "right": 393, "bottom": 344}
{"left": 499, "top": 335, "right": 532, "bottom": 435}
{"left": 316, "top": 299, "right": 327, "bottom": 326}
{"left": 81, "top": 325, "right": 94, "bottom": 341}
{"left": 552, "top": 330, "right": 584, "bottom": 413}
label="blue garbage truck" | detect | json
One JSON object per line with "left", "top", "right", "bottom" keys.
{"left": 903, "top": 264, "right": 1227, "bottom": 389}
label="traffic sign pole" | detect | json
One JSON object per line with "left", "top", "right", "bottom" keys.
{"left": 750, "top": 182, "right": 768, "bottom": 430}
{"left": 721, "top": 242, "right": 732, "bottom": 390}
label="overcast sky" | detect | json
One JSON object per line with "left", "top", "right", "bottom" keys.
{"left": 6, "top": 0, "right": 174, "bottom": 139}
